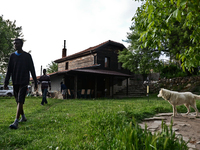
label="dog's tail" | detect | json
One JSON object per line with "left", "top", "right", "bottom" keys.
{"left": 193, "top": 94, "right": 200, "bottom": 100}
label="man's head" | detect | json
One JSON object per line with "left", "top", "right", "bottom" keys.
{"left": 43, "top": 69, "right": 46, "bottom": 75}
{"left": 60, "top": 82, "right": 63, "bottom": 85}
{"left": 14, "top": 38, "right": 23, "bottom": 50}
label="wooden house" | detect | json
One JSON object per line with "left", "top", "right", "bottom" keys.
{"left": 35, "top": 40, "right": 133, "bottom": 98}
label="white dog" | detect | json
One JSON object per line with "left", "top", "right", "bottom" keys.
{"left": 157, "top": 88, "right": 200, "bottom": 117}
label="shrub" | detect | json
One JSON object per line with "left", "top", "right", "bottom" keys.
{"left": 160, "top": 64, "right": 187, "bottom": 79}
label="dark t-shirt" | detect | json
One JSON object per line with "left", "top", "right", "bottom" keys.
{"left": 61, "top": 84, "right": 67, "bottom": 91}
{"left": 4, "top": 51, "right": 37, "bottom": 86}
{"left": 38, "top": 75, "right": 51, "bottom": 89}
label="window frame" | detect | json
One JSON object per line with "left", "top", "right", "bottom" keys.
{"left": 104, "top": 56, "right": 110, "bottom": 68}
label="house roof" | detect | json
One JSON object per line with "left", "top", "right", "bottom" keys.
{"left": 30, "top": 67, "right": 131, "bottom": 81}
{"left": 48, "top": 68, "right": 131, "bottom": 77}
{"left": 54, "top": 40, "right": 125, "bottom": 63}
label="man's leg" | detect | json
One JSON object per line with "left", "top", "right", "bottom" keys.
{"left": 62, "top": 90, "right": 64, "bottom": 99}
{"left": 17, "top": 103, "right": 23, "bottom": 119}
{"left": 44, "top": 88, "right": 48, "bottom": 104}
{"left": 65, "top": 90, "right": 67, "bottom": 99}
{"left": 9, "top": 104, "right": 21, "bottom": 129}
{"left": 41, "top": 89, "right": 45, "bottom": 105}
{"left": 10, "top": 103, "right": 25, "bottom": 129}
{"left": 18, "top": 102, "right": 27, "bottom": 122}
{"left": 9, "top": 85, "right": 20, "bottom": 129}
{"left": 63, "top": 90, "right": 65, "bottom": 99}
{"left": 64, "top": 90, "right": 67, "bottom": 99}
{"left": 17, "top": 85, "right": 27, "bottom": 122}
{"left": 10, "top": 85, "right": 27, "bottom": 129}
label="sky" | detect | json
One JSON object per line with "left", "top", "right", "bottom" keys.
{"left": 1, "top": 0, "right": 142, "bottom": 76}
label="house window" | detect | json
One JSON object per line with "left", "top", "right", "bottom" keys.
{"left": 65, "top": 62, "right": 68, "bottom": 70}
{"left": 105, "top": 57, "right": 110, "bottom": 68}
{"left": 118, "top": 62, "right": 122, "bottom": 70}
{"left": 94, "top": 55, "right": 97, "bottom": 64}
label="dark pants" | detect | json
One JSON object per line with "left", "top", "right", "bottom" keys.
{"left": 41, "top": 88, "right": 48, "bottom": 105}
{"left": 13, "top": 84, "right": 27, "bottom": 104}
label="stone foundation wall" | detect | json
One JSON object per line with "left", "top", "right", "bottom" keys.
{"left": 149, "top": 76, "right": 200, "bottom": 94}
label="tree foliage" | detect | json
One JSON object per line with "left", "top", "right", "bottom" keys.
{"left": 0, "top": 15, "right": 23, "bottom": 73}
{"left": 46, "top": 61, "right": 58, "bottom": 74}
{"left": 118, "top": 28, "right": 162, "bottom": 74}
{"left": 160, "top": 64, "right": 187, "bottom": 78}
{"left": 135, "top": 0, "right": 200, "bottom": 71}
{"left": 119, "top": 0, "right": 200, "bottom": 74}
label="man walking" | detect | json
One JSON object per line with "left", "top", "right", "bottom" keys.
{"left": 60, "top": 82, "right": 67, "bottom": 99}
{"left": 38, "top": 69, "right": 51, "bottom": 105}
{"left": 4, "top": 38, "right": 38, "bottom": 129}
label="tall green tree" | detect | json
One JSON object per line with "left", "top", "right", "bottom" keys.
{"left": 0, "top": 15, "right": 23, "bottom": 73}
{"left": 119, "top": 0, "right": 199, "bottom": 74}
{"left": 46, "top": 61, "right": 58, "bottom": 74}
{"left": 135, "top": 0, "right": 200, "bottom": 72}
{"left": 118, "top": 26, "right": 162, "bottom": 74}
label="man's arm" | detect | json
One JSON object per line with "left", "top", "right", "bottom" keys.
{"left": 28, "top": 54, "right": 38, "bottom": 91}
{"left": 4, "top": 55, "right": 13, "bottom": 89}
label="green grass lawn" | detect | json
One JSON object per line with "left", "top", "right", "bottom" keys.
{"left": 1, "top": 95, "right": 199, "bottom": 149}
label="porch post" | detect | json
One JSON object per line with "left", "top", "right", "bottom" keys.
{"left": 112, "top": 76, "right": 114, "bottom": 98}
{"left": 95, "top": 76, "right": 97, "bottom": 98}
{"left": 126, "top": 77, "right": 128, "bottom": 96}
{"left": 74, "top": 75, "right": 77, "bottom": 99}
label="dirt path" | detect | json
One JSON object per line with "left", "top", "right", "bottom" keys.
{"left": 139, "top": 113, "right": 200, "bottom": 150}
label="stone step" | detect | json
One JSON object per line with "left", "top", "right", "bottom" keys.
{"left": 113, "top": 83, "right": 146, "bottom": 98}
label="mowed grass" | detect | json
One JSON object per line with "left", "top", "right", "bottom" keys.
{"left": 1, "top": 95, "right": 199, "bottom": 149}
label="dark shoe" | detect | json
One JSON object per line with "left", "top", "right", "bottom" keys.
{"left": 41, "top": 103, "right": 44, "bottom": 106}
{"left": 9, "top": 122, "right": 18, "bottom": 129}
{"left": 19, "top": 117, "right": 27, "bottom": 123}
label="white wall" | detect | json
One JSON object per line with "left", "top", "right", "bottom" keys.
{"left": 50, "top": 75, "right": 63, "bottom": 92}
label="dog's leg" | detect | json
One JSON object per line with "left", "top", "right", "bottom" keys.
{"left": 184, "top": 104, "right": 190, "bottom": 115}
{"left": 175, "top": 106, "right": 178, "bottom": 116}
{"left": 190, "top": 104, "right": 199, "bottom": 116}
{"left": 172, "top": 105, "right": 176, "bottom": 117}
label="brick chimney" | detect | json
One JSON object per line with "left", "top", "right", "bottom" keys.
{"left": 62, "top": 40, "right": 67, "bottom": 58}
